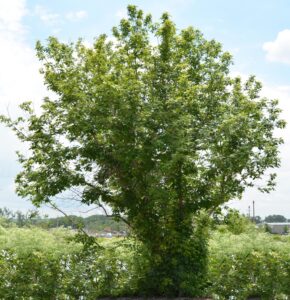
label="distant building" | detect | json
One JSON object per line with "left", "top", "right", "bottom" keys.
{"left": 95, "top": 231, "right": 128, "bottom": 238}
{"left": 264, "top": 222, "right": 290, "bottom": 234}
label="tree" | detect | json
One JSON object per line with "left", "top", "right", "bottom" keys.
{"left": 15, "top": 211, "right": 26, "bottom": 227}
{"left": 223, "top": 209, "right": 253, "bottom": 234}
{"left": 252, "top": 215, "right": 262, "bottom": 224}
{"left": 1, "top": 6, "right": 285, "bottom": 296}
{"left": 0, "top": 207, "right": 14, "bottom": 220}
{"left": 265, "top": 214, "right": 287, "bottom": 223}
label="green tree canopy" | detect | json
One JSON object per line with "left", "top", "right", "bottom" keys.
{"left": 265, "top": 214, "right": 287, "bottom": 223}
{"left": 1, "top": 5, "right": 285, "bottom": 296}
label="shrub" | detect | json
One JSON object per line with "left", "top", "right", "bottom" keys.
{"left": 207, "top": 230, "right": 290, "bottom": 299}
{"left": 0, "top": 226, "right": 144, "bottom": 298}
{"left": 1, "top": 224, "right": 290, "bottom": 299}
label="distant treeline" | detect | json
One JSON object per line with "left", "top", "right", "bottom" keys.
{"left": 0, "top": 207, "right": 127, "bottom": 233}
{"left": 251, "top": 215, "right": 290, "bottom": 224}
{"left": 1, "top": 207, "right": 289, "bottom": 233}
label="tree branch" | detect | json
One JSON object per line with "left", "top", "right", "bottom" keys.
{"left": 47, "top": 200, "right": 103, "bottom": 249}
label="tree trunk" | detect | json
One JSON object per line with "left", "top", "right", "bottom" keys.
{"left": 137, "top": 214, "right": 209, "bottom": 297}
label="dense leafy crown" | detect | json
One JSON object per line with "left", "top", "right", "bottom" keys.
{"left": 1, "top": 6, "right": 285, "bottom": 230}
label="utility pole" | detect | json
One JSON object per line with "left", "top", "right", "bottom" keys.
{"left": 252, "top": 201, "right": 255, "bottom": 222}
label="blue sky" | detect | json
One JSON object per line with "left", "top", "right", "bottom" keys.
{"left": 1, "top": 0, "right": 290, "bottom": 217}
{"left": 22, "top": 0, "right": 290, "bottom": 84}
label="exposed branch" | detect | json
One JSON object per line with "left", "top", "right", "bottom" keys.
{"left": 79, "top": 206, "right": 100, "bottom": 214}
{"left": 47, "top": 200, "right": 103, "bottom": 249}
{"left": 97, "top": 201, "right": 132, "bottom": 229}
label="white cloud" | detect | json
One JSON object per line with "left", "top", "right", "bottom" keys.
{"left": 34, "top": 6, "right": 87, "bottom": 26}
{"left": 228, "top": 73, "right": 290, "bottom": 217}
{"left": 65, "top": 10, "right": 87, "bottom": 21}
{"left": 0, "top": 0, "right": 88, "bottom": 216}
{"left": 0, "top": 1, "right": 45, "bottom": 113}
{"left": 34, "top": 5, "right": 60, "bottom": 26}
{"left": 263, "top": 29, "right": 290, "bottom": 64}
{"left": 0, "top": 1, "right": 48, "bottom": 212}
{"left": 0, "top": 0, "right": 27, "bottom": 33}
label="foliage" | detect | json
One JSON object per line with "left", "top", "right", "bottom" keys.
{"left": 136, "top": 211, "right": 210, "bottom": 296}
{"left": 0, "top": 207, "right": 38, "bottom": 227}
{"left": 0, "top": 207, "right": 14, "bottom": 220}
{"left": 221, "top": 208, "right": 254, "bottom": 234}
{"left": 83, "top": 214, "right": 127, "bottom": 232}
{"left": 0, "top": 207, "right": 127, "bottom": 233}
{"left": 0, "top": 5, "right": 285, "bottom": 296}
{"left": 0, "top": 226, "right": 79, "bottom": 256}
{"left": 0, "top": 226, "right": 78, "bottom": 299}
{"left": 265, "top": 214, "right": 287, "bottom": 223}
{"left": 207, "top": 230, "right": 290, "bottom": 299}
{"left": 0, "top": 226, "right": 140, "bottom": 299}
{"left": 0, "top": 225, "right": 290, "bottom": 298}
{"left": 45, "top": 214, "right": 128, "bottom": 232}
{"left": 265, "top": 223, "right": 272, "bottom": 233}
{"left": 252, "top": 215, "right": 262, "bottom": 224}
